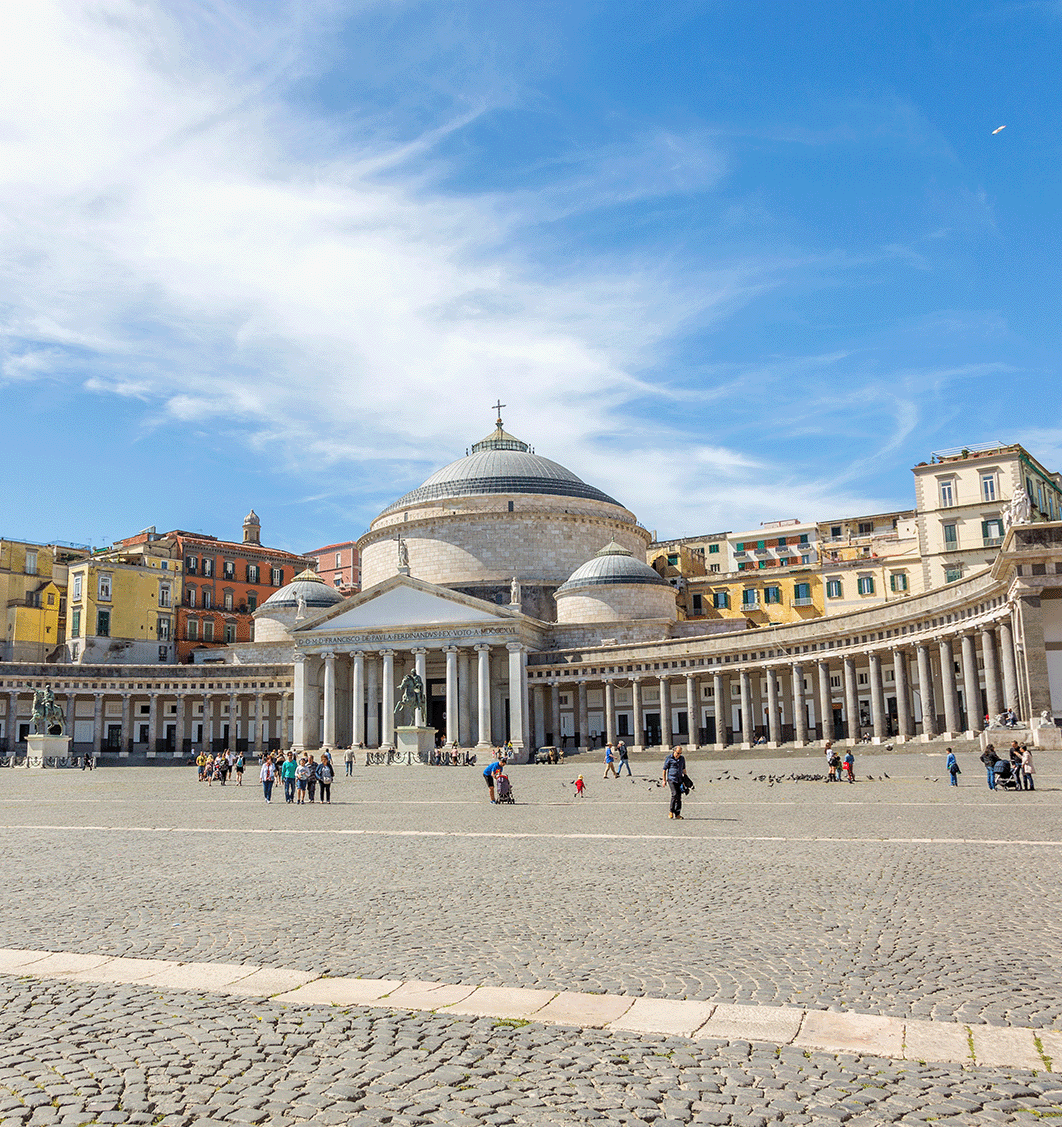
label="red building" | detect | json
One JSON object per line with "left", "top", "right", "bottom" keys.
{"left": 166, "top": 512, "right": 313, "bottom": 662}
{"left": 305, "top": 540, "right": 360, "bottom": 596}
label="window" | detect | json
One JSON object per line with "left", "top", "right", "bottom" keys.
{"left": 96, "top": 609, "right": 110, "bottom": 636}
{"left": 158, "top": 646, "right": 168, "bottom": 661}
{"left": 981, "top": 474, "right": 996, "bottom": 502}
{"left": 801, "top": 555, "right": 811, "bottom": 565}
{"left": 712, "top": 591, "right": 729, "bottom": 609}
{"left": 826, "top": 579, "right": 842, "bottom": 599}
{"left": 778, "top": 556, "right": 790, "bottom": 567}
{"left": 758, "top": 559, "right": 767, "bottom": 569}
{"left": 764, "top": 586, "right": 781, "bottom": 604}
{"left": 25, "top": 550, "right": 38, "bottom": 575}
{"left": 187, "top": 619, "right": 199, "bottom": 640}
{"left": 223, "top": 590, "right": 234, "bottom": 611}
{"left": 890, "top": 572, "right": 908, "bottom": 593}
{"left": 945, "top": 565, "right": 962, "bottom": 584}
{"left": 335, "top": 552, "right": 342, "bottom": 569}
{"left": 799, "top": 533, "right": 810, "bottom": 545}
{"left": 982, "top": 519, "right": 1004, "bottom": 547}
{"left": 830, "top": 525, "right": 841, "bottom": 538}
{"left": 735, "top": 542, "right": 744, "bottom": 552}
{"left": 224, "top": 622, "right": 237, "bottom": 643}
{"left": 691, "top": 593, "right": 703, "bottom": 613}
{"left": 742, "top": 589, "right": 759, "bottom": 608}
{"left": 202, "top": 589, "right": 212, "bottom": 609}
{"left": 757, "top": 540, "right": 765, "bottom": 550}
{"left": 47, "top": 592, "right": 55, "bottom": 606}
{"left": 158, "top": 617, "right": 171, "bottom": 641}
{"left": 247, "top": 592, "right": 257, "bottom": 611}
{"left": 223, "top": 560, "right": 235, "bottom": 579}
{"left": 98, "top": 574, "right": 112, "bottom": 601}
{"left": 940, "top": 480, "right": 955, "bottom": 507}
{"left": 72, "top": 573, "right": 82, "bottom": 600}
{"left": 334, "top": 576, "right": 342, "bottom": 586}
{"left": 159, "top": 584, "right": 171, "bottom": 608}
{"left": 271, "top": 567, "right": 283, "bottom": 586}
{"left": 793, "top": 582, "right": 813, "bottom": 606}
{"left": 943, "top": 523, "right": 958, "bottom": 548}
{"left": 185, "top": 555, "right": 198, "bottom": 574}
{"left": 246, "top": 563, "right": 259, "bottom": 584}
{"left": 708, "top": 543, "right": 719, "bottom": 554}
{"left": 667, "top": 554, "right": 679, "bottom": 566}
{"left": 202, "top": 557, "right": 213, "bottom": 577}
{"left": 857, "top": 576, "right": 875, "bottom": 595}
{"left": 185, "top": 585, "right": 196, "bottom": 608}
{"left": 777, "top": 536, "right": 787, "bottom": 548}
{"left": 160, "top": 561, "right": 168, "bottom": 570}
{"left": 856, "top": 522, "right": 872, "bottom": 535}
{"left": 709, "top": 564, "right": 720, "bottom": 573}
{"left": 202, "top": 620, "right": 214, "bottom": 641}
{"left": 71, "top": 608, "right": 81, "bottom": 636}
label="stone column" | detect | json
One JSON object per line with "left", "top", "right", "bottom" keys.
{"left": 550, "top": 682, "right": 561, "bottom": 747}
{"left": 685, "top": 674, "right": 699, "bottom": 749}
{"left": 280, "top": 692, "right": 290, "bottom": 748}
{"left": 381, "top": 650, "right": 395, "bottom": 747}
{"left": 632, "top": 677, "right": 643, "bottom": 748}
{"left": 961, "top": 633, "right": 981, "bottom": 733}
{"left": 412, "top": 648, "right": 427, "bottom": 728}
{"left": 321, "top": 652, "right": 336, "bottom": 749}
{"left": 366, "top": 655, "right": 379, "bottom": 747}
{"left": 147, "top": 694, "right": 159, "bottom": 754}
{"left": 93, "top": 693, "right": 104, "bottom": 755}
{"left": 351, "top": 652, "right": 365, "bottom": 747}
{"left": 713, "top": 673, "right": 726, "bottom": 746}
{"left": 739, "top": 669, "right": 754, "bottom": 747}
{"left": 766, "top": 668, "right": 781, "bottom": 745}
{"left": 893, "top": 649, "right": 911, "bottom": 741}
{"left": 659, "top": 677, "right": 672, "bottom": 748}
{"left": 475, "top": 645, "right": 492, "bottom": 748}
{"left": 533, "top": 683, "right": 546, "bottom": 749}
{"left": 444, "top": 647, "right": 459, "bottom": 745}
{"left": 65, "top": 693, "right": 76, "bottom": 743}
{"left": 228, "top": 692, "right": 238, "bottom": 749}
{"left": 999, "top": 619, "right": 1019, "bottom": 716}
{"left": 981, "top": 627, "right": 1002, "bottom": 721}
{"left": 577, "top": 680, "right": 589, "bottom": 748}
{"left": 121, "top": 693, "right": 131, "bottom": 752}
{"left": 843, "top": 656, "right": 858, "bottom": 741}
{"left": 458, "top": 650, "right": 471, "bottom": 746}
{"left": 604, "top": 680, "right": 616, "bottom": 745}
{"left": 292, "top": 653, "right": 308, "bottom": 750}
{"left": 506, "top": 643, "right": 527, "bottom": 753}
{"left": 792, "top": 664, "right": 808, "bottom": 745}
{"left": 202, "top": 694, "right": 211, "bottom": 750}
{"left": 938, "top": 637, "right": 960, "bottom": 737}
{"left": 817, "top": 661, "right": 832, "bottom": 743}
{"left": 253, "top": 693, "right": 263, "bottom": 754}
{"left": 916, "top": 644, "right": 937, "bottom": 738}
{"left": 867, "top": 652, "right": 885, "bottom": 741}
{"left": 175, "top": 694, "right": 186, "bottom": 757}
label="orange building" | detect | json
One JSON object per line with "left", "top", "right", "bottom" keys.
{"left": 305, "top": 540, "right": 360, "bottom": 595}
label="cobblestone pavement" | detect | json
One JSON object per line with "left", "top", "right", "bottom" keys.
{"left": 0, "top": 975, "right": 1059, "bottom": 1127}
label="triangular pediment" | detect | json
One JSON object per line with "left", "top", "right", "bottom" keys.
{"left": 296, "top": 574, "right": 522, "bottom": 633}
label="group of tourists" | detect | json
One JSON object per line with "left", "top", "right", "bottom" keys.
{"left": 257, "top": 750, "right": 335, "bottom": 803}
{"left": 195, "top": 750, "right": 245, "bottom": 786}
{"left": 601, "top": 742, "right": 632, "bottom": 778}
{"left": 978, "top": 741, "right": 1036, "bottom": 791}
{"left": 823, "top": 742, "right": 855, "bottom": 783}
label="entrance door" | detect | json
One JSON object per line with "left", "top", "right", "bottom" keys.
{"left": 106, "top": 724, "right": 122, "bottom": 751}
{"left": 428, "top": 678, "right": 445, "bottom": 737}
{"left": 644, "top": 712, "right": 661, "bottom": 746}
{"left": 703, "top": 716, "right": 716, "bottom": 744}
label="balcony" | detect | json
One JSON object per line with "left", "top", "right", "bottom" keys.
{"left": 792, "top": 597, "right": 815, "bottom": 607}
{"left": 983, "top": 536, "right": 1003, "bottom": 548}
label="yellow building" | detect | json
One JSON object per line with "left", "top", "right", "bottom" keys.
{"left": 686, "top": 566, "right": 825, "bottom": 627}
{"left": 1, "top": 539, "right": 89, "bottom": 662}
{"left": 66, "top": 549, "right": 183, "bottom": 664}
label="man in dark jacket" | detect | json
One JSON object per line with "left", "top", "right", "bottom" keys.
{"left": 663, "top": 747, "right": 687, "bottom": 819}
{"left": 980, "top": 744, "right": 1000, "bottom": 791}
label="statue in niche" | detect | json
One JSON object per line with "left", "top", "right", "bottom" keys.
{"left": 510, "top": 576, "right": 521, "bottom": 605}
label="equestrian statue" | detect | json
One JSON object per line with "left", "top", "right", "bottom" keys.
{"left": 31, "top": 687, "right": 66, "bottom": 737}
{"left": 394, "top": 671, "right": 427, "bottom": 727}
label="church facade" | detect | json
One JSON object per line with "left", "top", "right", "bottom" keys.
{"left": 3, "top": 420, "right": 1062, "bottom": 761}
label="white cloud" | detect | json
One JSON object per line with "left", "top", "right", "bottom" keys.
{"left": 0, "top": 0, "right": 961, "bottom": 539}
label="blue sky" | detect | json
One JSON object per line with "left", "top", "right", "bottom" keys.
{"left": 2, "top": 0, "right": 1060, "bottom": 553}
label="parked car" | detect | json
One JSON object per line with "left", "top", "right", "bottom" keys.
{"left": 535, "top": 746, "right": 564, "bottom": 764}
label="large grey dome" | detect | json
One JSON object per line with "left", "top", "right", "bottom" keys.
{"left": 379, "top": 425, "right": 621, "bottom": 515}
{"left": 260, "top": 568, "right": 346, "bottom": 611}
{"left": 556, "top": 541, "right": 669, "bottom": 593}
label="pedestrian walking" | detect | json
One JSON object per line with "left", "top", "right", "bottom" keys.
{"left": 306, "top": 754, "right": 317, "bottom": 803}
{"left": 663, "top": 746, "right": 687, "bottom": 819}
{"left": 946, "top": 748, "right": 960, "bottom": 786}
{"left": 295, "top": 757, "right": 310, "bottom": 804}
{"left": 616, "top": 741, "right": 631, "bottom": 776}
{"left": 281, "top": 751, "right": 297, "bottom": 803}
{"left": 344, "top": 747, "right": 354, "bottom": 776}
{"left": 260, "top": 757, "right": 275, "bottom": 803}
{"left": 317, "top": 756, "right": 333, "bottom": 803}
{"left": 1020, "top": 745, "right": 1035, "bottom": 791}
{"left": 842, "top": 749, "right": 855, "bottom": 783}
{"left": 980, "top": 744, "right": 999, "bottom": 790}
{"left": 234, "top": 754, "right": 244, "bottom": 786}
{"left": 574, "top": 775, "right": 586, "bottom": 798}
{"left": 603, "top": 744, "right": 618, "bottom": 778}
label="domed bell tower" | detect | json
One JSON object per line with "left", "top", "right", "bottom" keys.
{"left": 243, "top": 509, "right": 261, "bottom": 545}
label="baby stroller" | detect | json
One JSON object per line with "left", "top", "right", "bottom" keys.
{"left": 495, "top": 773, "right": 515, "bottom": 804}
{"left": 993, "top": 760, "right": 1019, "bottom": 790}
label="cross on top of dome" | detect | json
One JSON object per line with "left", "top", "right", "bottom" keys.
{"left": 471, "top": 400, "right": 531, "bottom": 454}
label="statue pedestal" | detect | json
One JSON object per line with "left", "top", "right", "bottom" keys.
{"left": 396, "top": 726, "right": 436, "bottom": 764}
{"left": 25, "top": 734, "right": 72, "bottom": 768}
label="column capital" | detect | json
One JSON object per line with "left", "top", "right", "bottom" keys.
{"left": 293, "top": 652, "right": 307, "bottom": 665}
{"left": 443, "top": 645, "right": 460, "bottom": 655}
{"left": 411, "top": 646, "right": 428, "bottom": 656}
{"left": 474, "top": 642, "right": 491, "bottom": 652}
{"left": 322, "top": 650, "right": 335, "bottom": 662}
{"left": 380, "top": 648, "right": 395, "bottom": 658}
{"left": 506, "top": 641, "right": 525, "bottom": 653}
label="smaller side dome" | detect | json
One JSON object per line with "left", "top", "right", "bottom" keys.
{"left": 555, "top": 540, "right": 669, "bottom": 593}
{"left": 244, "top": 509, "right": 260, "bottom": 525}
{"left": 260, "top": 568, "right": 345, "bottom": 610}
{"left": 242, "top": 508, "right": 261, "bottom": 544}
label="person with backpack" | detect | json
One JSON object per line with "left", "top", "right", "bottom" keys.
{"left": 946, "top": 748, "right": 960, "bottom": 786}
{"left": 663, "top": 746, "right": 687, "bottom": 819}
{"left": 317, "top": 756, "right": 334, "bottom": 804}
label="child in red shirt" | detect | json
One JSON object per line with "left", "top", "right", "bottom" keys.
{"left": 574, "top": 775, "right": 586, "bottom": 798}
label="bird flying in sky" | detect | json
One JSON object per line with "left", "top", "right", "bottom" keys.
{"left": 992, "top": 125, "right": 1006, "bottom": 134}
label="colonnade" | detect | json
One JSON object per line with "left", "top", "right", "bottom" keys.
{"left": 529, "top": 621, "right": 1022, "bottom": 749}
{"left": 294, "top": 641, "right": 531, "bottom": 752}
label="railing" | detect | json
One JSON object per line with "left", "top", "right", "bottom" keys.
{"left": 983, "top": 537, "right": 1003, "bottom": 548}
{"left": 792, "top": 597, "right": 815, "bottom": 607}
